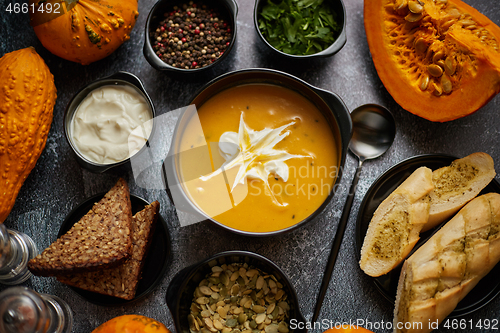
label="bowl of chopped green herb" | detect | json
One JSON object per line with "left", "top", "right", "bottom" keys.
{"left": 254, "top": 0, "right": 346, "bottom": 58}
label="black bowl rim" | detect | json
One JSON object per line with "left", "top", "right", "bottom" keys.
{"left": 143, "top": 0, "right": 238, "bottom": 73}
{"left": 165, "top": 67, "right": 352, "bottom": 237}
{"left": 63, "top": 71, "right": 156, "bottom": 173}
{"left": 166, "top": 250, "right": 306, "bottom": 333}
{"left": 253, "top": 0, "right": 347, "bottom": 58}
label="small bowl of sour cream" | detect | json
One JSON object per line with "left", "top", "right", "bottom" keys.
{"left": 64, "top": 71, "right": 155, "bottom": 173}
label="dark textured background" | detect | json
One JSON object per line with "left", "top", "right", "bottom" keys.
{"left": 1, "top": 0, "right": 500, "bottom": 332}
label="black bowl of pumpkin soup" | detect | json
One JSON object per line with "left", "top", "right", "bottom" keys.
{"left": 163, "top": 68, "right": 352, "bottom": 236}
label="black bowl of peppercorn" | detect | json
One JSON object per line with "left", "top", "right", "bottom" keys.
{"left": 254, "top": 0, "right": 346, "bottom": 58}
{"left": 144, "top": 0, "right": 238, "bottom": 73}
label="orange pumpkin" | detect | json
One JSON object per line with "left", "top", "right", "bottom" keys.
{"left": 0, "top": 47, "right": 56, "bottom": 223}
{"left": 91, "top": 315, "right": 170, "bottom": 333}
{"left": 29, "top": 0, "right": 139, "bottom": 65}
{"left": 364, "top": 0, "right": 500, "bottom": 122}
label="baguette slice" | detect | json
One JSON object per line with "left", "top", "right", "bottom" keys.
{"left": 424, "top": 152, "right": 495, "bottom": 231}
{"left": 28, "top": 178, "right": 133, "bottom": 276}
{"left": 394, "top": 193, "right": 500, "bottom": 333}
{"left": 57, "top": 201, "right": 160, "bottom": 300}
{"left": 360, "top": 167, "right": 434, "bottom": 277}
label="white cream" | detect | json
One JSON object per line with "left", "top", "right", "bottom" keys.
{"left": 71, "top": 85, "right": 153, "bottom": 164}
{"left": 201, "top": 113, "right": 308, "bottom": 206}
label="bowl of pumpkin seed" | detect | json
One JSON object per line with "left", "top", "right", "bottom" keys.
{"left": 166, "top": 251, "right": 307, "bottom": 333}
{"left": 254, "top": 0, "right": 347, "bottom": 58}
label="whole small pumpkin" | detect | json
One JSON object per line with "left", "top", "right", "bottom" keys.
{"left": 29, "top": 0, "right": 139, "bottom": 65}
{"left": 0, "top": 47, "right": 56, "bottom": 223}
{"left": 92, "top": 315, "right": 171, "bottom": 333}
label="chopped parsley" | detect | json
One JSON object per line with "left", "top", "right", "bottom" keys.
{"left": 258, "top": 0, "right": 340, "bottom": 55}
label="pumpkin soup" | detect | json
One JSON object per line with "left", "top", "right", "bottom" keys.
{"left": 178, "top": 84, "right": 338, "bottom": 233}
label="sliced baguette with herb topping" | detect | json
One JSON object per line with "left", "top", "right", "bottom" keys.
{"left": 393, "top": 193, "right": 500, "bottom": 333}
{"left": 423, "top": 152, "right": 496, "bottom": 232}
{"left": 360, "top": 166, "right": 434, "bottom": 277}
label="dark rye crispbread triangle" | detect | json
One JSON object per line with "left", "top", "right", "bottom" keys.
{"left": 56, "top": 201, "right": 160, "bottom": 300}
{"left": 28, "top": 178, "right": 133, "bottom": 277}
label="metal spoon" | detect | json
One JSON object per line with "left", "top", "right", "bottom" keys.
{"left": 311, "top": 104, "right": 396, "bottom": 323}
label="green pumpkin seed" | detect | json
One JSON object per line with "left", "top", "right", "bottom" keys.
{"left": 278, "top": 302, "right": 289, "bottom": 311}
{"left": 208, "top": 277, "right": 220, "bottom": 284}
{"left": 238, "top": 313, "right": 248, "bottom": 324}
{"left": 255, "top": 313, "right": 266, "bottom": 324}
{"left": 197, "top": 297, "right": 210, "bottom": 305}
{"left": 189, "top": 314, "right": 198, "bottom": 331}
{"left": 230, "top": 271, "right": 240, "bottom": 282}
{"left": 218, "top": 306, "right": 228, "bottom": 319}
{"left": 252, "top": 305, "right": 266, "bottom": 313}
{"left": 220, "top": 272, "right": 230, "bottom": 286}
{"left": 256, "top": 276, "right": 265, "bottom": 290}
{"left": 271, "top": 306, "right": 279, "bottom": 318}
{"left": 226, "top": 319, "right": 238, "bottom": 328}
{"left": 200, "top": 286, "right": 213, "bottom": 296}
{"left": 214, "top": 320, "right": 224, "bottom": 330}
{"left": 275, "top": 290, "right": 285, "bottom": 301}
{"left": 265, "top": 324, "right": 279, "bottom": 333}
{"left": 278, "top": 322, "right": 289, "bottom": 333}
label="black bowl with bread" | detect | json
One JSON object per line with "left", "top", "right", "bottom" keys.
{"left": 166, "top": 251, "right": 307, "bottom": 333}
{"left": 27, "top": 179, "right": 171, "bottom": 306}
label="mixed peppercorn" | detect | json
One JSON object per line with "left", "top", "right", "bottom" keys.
{"left": 151, "top": 1, "right": 233, "bottom": 70}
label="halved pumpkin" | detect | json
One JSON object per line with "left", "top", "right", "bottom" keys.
{"left": 364, "top": 0, "right": 500, "bottom": 122}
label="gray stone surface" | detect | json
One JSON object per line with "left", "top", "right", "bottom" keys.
{"left": 1, "top": 0, "right": 500, "bottom": 332}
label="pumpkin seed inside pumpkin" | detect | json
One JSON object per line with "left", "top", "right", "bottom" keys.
{"left": 428, "top": 64, "right": 444, "bottom": 77}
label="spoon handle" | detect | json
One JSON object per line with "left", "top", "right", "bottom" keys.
{"left": 311, "top": 158, "right": 364, "bottom": 324}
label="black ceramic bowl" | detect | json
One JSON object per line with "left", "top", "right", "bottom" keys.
{"left": 63, "top": 71, "right": 156, "bottom": 173}
{"left": 253, "top": 0, "right": 346, "bottom": 59}
{"left": 162, "top": 68, "right": 352, "bottom": 236}
{"left": 166, "top": 251, "right": 307, "bottom": 333}
{"left": 144, "top": 0, "right": 238, "bottom": 73}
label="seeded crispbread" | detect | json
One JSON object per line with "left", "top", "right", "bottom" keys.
{"left": 28, "top": 178, "right": 133, "bottom": 276}
{"left": 56, "top": 201, "right": 160, "bottom": 300}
